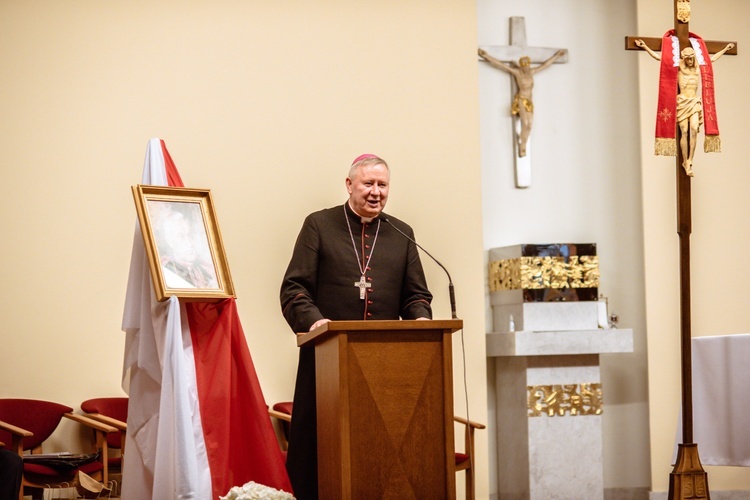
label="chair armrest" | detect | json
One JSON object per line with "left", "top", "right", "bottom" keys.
{"left": 84, "top": 413, "right": 127, "bottom": 432}
{"left": 0, "top": 419, "right": 33, "bottom": 455}
{"left": 0, "top": 419, "right": 33, "bottom": 438}
{"left": 268, "top": 409, "right": 291, "bottom": 451}
{"left": 453, "top": 415, "right": 486, "bottom": 430}
{"left": 268, "top": 409, "right": 292, "bottom": 423}
{"left": 64, "top": 413, "right": 118, "bottom": 434}
{"left": 80, "top": 412, "right": 128, "bottom": 457}
{"left": 64, "top": 413, "right": 119, "bottom": 484}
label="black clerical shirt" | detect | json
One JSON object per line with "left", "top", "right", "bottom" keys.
{"left": 279, "top": 202, "right": 432, "bottom": 500}
{"left": 281, "top": 202, "right": 432, "bottom": 331}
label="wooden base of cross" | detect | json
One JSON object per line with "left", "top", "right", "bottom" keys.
{"left": 627, "top": 2, "right": 738, "bottom": 499}
{"left": 669, "top": 444, "right": 709, "bottom": 500}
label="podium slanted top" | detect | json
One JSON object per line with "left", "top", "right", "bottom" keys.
{"left": 297, "top": 319, "right": 463, "bottom": 347}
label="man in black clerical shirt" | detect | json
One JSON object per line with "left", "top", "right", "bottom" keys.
{"left": 280, "top": 153, "right": 432, "bottom": 499}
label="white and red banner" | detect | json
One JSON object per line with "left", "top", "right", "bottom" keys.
{"left": 121, "top": 138, "right": 291, "bottom": 499}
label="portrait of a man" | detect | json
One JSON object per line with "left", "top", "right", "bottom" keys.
{"left": 147, "top": 199, "right": 220, "bottom": 290}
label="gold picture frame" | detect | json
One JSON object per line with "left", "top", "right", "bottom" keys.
{"left": 131, "top": 184, "right": 235, "bottom": 302}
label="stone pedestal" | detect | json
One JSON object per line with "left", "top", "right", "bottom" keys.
{"left": 487, "top": 330, "right": 633, "bottom": 499}
{"left": 487, "top": 244, "right": 633, "bottom": 499}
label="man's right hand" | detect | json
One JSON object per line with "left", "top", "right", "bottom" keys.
{"left": 306, "top": 318, "right": 331, "bottom": 333}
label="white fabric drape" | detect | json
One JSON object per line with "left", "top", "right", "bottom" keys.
{"left": 674, "top": 333, "right": 750, "bottom": 467}
{"left": 692, "top": 333, "right": 750, "bottom": 466}
{"left": 121, "top": 138, "right": 212, "bottom": 499}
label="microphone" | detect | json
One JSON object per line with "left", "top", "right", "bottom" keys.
{"left": 384, "top": 218, "right": 457, "bottom": 319}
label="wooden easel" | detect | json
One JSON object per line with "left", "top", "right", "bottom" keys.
{"left": 626, "top": 3, "right": 737, "bottom": 499}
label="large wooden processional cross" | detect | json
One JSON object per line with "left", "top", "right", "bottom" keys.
{"left": 626, "top": 2, "right": 737, "bottom": 499}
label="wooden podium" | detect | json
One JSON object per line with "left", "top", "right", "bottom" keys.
{"left": 298, "top": 319, "right": 463, "bottom": 499}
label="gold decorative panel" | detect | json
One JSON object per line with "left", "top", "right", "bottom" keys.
{"left": 527, "top": 383, "right": 603, "bottom": 417}
{"left": 489, "top": 255, "right": 599, "bottom": 293}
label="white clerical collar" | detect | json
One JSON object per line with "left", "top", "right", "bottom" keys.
{"left": 347, "top": 201, "right": 375, "bottom": 224}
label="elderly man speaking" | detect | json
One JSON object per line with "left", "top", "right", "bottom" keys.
{"left": 280, "top": 153, "right": 433, "bottom": 499}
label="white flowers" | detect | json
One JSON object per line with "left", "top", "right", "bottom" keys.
{"left": 220, "top": 481, "right": 295, "bottom": 500}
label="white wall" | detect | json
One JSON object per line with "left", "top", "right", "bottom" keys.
{"left": 478, "top": 0, "right": 750, "bottom": 496}
{"left": 477, "top": 0, "right": 651, "bottom": 494}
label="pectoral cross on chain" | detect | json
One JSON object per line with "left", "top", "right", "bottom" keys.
{"left": 354, "top": 275, "right": 371, "bottom": 300}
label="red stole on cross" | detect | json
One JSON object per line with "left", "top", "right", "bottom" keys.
{"left": 654, "top": 30, "right": 721, "bottom": 156}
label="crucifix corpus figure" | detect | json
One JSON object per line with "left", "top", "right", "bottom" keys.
{"left": 478, "top": 17, "right": 568, "bottom": 188}
{"left": 636, "top": 33, "right": 733, "bottom": 176}
{"left": 478, "top": 48, "right": 566, "bottom": 158}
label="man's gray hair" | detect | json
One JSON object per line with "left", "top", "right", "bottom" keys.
{"left": 348, "top": 155, "right": 389, "bottom": 179}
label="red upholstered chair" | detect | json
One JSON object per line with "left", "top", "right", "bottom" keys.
{"left": 268, "top": 401, "right": 293, "bottom": 453}
{"left": 453, "top": 415, "right": 486, "bottom": 500}
{"left": 0, "top": 398, "right": 117, "bottom": 500}
{"left": 268, "top": 402, "right": 485, "bottom": 499}
{"left": 80, "top": 397, "right": 128, "bottom": 486}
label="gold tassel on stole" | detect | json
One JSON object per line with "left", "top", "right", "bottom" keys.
{"left": 704, "top": 135, "right": 721, "bottom": 153}
{"left": 655, "top": 137, "right": 677, "bottom": 156}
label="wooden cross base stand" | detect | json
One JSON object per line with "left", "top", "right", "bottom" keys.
{"left": 669, "top": 444, "right": 710, "bottom": 500}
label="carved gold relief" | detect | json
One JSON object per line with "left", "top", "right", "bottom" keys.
{"left": 677, "top": 0, "right": 690, "bottom": 23}
{"left": 527, "top": 383, "right": 603, "bottom": 417}
{"left": 489, "top": 256, "right": 599, "bottom": 292}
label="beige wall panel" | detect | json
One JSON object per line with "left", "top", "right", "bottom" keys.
{"left": 0, "top": 2, "right": 488, "bottom": 497}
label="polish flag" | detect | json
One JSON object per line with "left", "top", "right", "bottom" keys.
{"left": 121, "top": 138, "right": 292, "bottom": 499}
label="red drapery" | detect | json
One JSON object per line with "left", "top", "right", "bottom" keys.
{"left": 163, "top": 140, "right": 292, "bottom": 497}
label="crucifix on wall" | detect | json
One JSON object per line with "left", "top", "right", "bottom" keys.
{"left": 478, "top": 16, "right": 568, "bottom": 188}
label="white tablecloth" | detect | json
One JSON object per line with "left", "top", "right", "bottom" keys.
{"left": 688, "top": 333, "right": 750, "bottom": 466}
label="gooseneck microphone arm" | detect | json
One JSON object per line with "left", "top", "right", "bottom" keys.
{"left": 384, "top": 218, "right": 457, "bottom": 319}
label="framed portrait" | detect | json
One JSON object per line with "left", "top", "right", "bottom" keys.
{"left": 131, "top": 184, "right": 235, "bottom": 302}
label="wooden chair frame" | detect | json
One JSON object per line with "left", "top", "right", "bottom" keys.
{"left": 0, "top": 413, "right": 117, "bottom": 500}
{"left": 453, "top": 415, "right": 486, "bottom": 500}
{"left": 82, "top": 412, "right": 127, "bottom": 459}
{"left": 268, "top": 407, "right": 485, "bottom": 499}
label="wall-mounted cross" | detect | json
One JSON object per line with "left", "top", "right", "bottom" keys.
{"left": 479, "top": 16, "right": 568, "bottom": 188}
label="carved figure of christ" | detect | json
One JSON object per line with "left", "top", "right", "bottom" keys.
{"left": 478, "top": 16, "right": 568, "bottom": 188}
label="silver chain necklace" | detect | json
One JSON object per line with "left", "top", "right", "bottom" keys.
{"left": 344, "top": 204, "right": 381, "bottom": 299}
